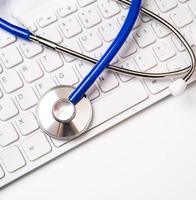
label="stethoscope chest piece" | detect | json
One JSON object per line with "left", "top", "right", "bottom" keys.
{"left": 36, "top": 86, "right": 93, "bottom": 140}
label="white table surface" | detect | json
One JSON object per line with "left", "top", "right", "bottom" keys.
{"left": 1, "top": 1, "right": 196, "bottom": 199}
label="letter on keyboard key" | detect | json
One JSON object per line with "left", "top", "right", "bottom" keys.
{"left": 1, "top": 146, "right": 26, "bottom": 172}
{"left": 79, "top": 7, "right": 101, "bottom": 28}
{"left": 135, "top": 50, "right": 157, "bottom": 71}
{"left": 16, "top": 87, "right": 38, "bottom": 110}
{"left": 22, "top": 132, "right": 52, "bottom": 161}
{"left": 97, "top": 71, "right": 119, "bottom": 93}
{"left": 20, "top": 41, "right": 43, "bottom": 58}
{"left": 15, "top": 112, "right": 39, "bottom": 136}
{"left": 36, "top": 77, "right": 56, "bottom": 96}
{"left": 153, "top": 40, "right": 176, "bottom": 61}
{"left": 0, "top": 123, "right": 19, "bottom": 147}
{"left": 56, "top": 67, "right": 79, "bottom": 86}
{"left": 60, "top": 17, "right": 82, "bottom": 38}
{"left": 37, "top": 13, "right": 57, "bottom": 28}
{"left": 99, "top": 21, "right": 120, "bottom": 42}
{"left": 79, "top": 31, "right": 102, "bottom": 52}
{"left": 97, "top": 0, "right": 120, "bottom": 18}
{"left": 0, "top": 97, "right": 18, "bottom": 121}
{"left": 21, "top": 60, "right": 43, "bottom": 83}
{"left": 40, "top": 49, "right": 64, "bottom": 72}
{"left": 0, "top": 165, "right": 4, "bottom": 179}
{"left": 0, "top": 46, "right": 23, "bottom": 69}
{"left": 91, "top": 80, "right": 148, "bottom": 127}
{"left": 170, "top": 7, "right": 193, "bottom": 28}
{"left": 57, "top": 3, "right": 77, "bottom": 17}
{"left": 1, "top": 71, "right": 23, "bottom": 93}
{"left": 133, "top": 26, "right": 156, "bottom": 48}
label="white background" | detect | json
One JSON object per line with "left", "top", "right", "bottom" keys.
{"left": 1, "top": 1, "right": 196, "bottom": 199}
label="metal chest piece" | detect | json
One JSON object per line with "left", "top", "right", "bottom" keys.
{"left": 36, "top": 86, "right": 93, "bottom": 140}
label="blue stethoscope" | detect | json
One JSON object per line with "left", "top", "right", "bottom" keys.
{"left": 0, "top": 0, "right": 195, "bottom": 140}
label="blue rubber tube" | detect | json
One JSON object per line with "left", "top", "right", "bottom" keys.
{"left": 0, "top": 17, "right": 32, "bottom": 40}
{"left": 69, "top": 0, "right": 142, "bottom": 105}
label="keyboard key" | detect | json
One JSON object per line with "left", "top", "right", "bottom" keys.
{"left": 145, "top": 67, "right": 171, "bottom": 94}
{"left": 86, "top": 85, "right": 100, "bottom": 101}
{"left": 0, "top": 29, "right": 16, "bottom": 48}
{"left": 170, "top": 7, "right": 193, "bottom": 28}
{"left": 118, "top": 35, "right": 137, "bottom": 58}
{"left": 75, "top": 60, "right": 93, "bottom": 78}
{"left": 167, "top": 56, "right": 188, "bottom": 72}
{"left": 99, "top": 21, "right": 119, "bottom": 42}
{"left": 0, "top": 123, "right": 19, "bottom": 147}
{"left": 142, "top": 0, "right": 159, "bottom": 15}
{"left": 117, "top": 13, "right": 141, "bottom": 29}
{"left": 155, "top": 0, "right": 177, "bottom": 12}
{"left": 172, "top": 36, "right": 185, "bottom": 52}
{"left": 40, "top": 49, "right": 64, "bottom": 72}
{"left": 0, "top": 146, "right": 26, "bottom": 172}
{"left": 20, "top": 41, "right": 43, "bottom": 58}
{"left": 133, "top": 25, "right": 156, "bottom": 48}
{"left": 20, "top": 60, "right": 43, "bottom": 83}
{"left": 56, "top": 66, "right": 79, "bottom": 86}
{"left": 0, "top": 165, "right": 4, "bottom": 179}
{"left": 79, "top": 6, "right": 101, "bottom": 28}
{"left": 97, "top": 0, "right": 120, "bottom": 18}
{"left": 0, "top": 97, "right": 18, "bottom": 121}
{"left": 22, "top": 132, "right": 52, "bottom": 161}
{"left": 37, "top": 13, "right": 57, "bottom": 28}
{"left": 97, "top": 71, "right": 119, "bottom": 93}
{"left": 16, "top": 87, "right": 38, "bottom": 110}
{"left": 189, "top": 1, "right": 196, "bottom": 17}
{"left": 15, "top": 112, "right": 39, "bottom": 136}
{"left": 91, "top": 80, "right": 148, "bottom": 127}
{"left": 77, "top": 0, "right": 96, "bottom": 7}
{"left": 1, "top": 71, "right": 23, "bottom": 93}
{"left": 62, "top": 41, "right": 83, "bottom": 62}
{"left": 0, "top": 46, "right": 23, "bottom": 69}
{"left": 60, "top": 17, "right": 82, "bottom": 38}
{"left": 22, "top": 21, "right": 37, "bottom": 32}
{"left": 57, "top": 2, "right": 78, "bottom": 17}
{"left": 79, "top": 30, "right": 102, "bottom": 52}
{"left": 36, "top": 77, "right": 56, "bottom": 96}
{"left": 118, "top": 60, "right": 136, "bottom": 82}
{"left": 135, "top": 50, "right": 157, "bottom": 71}
{"left": 151, "top": 22, "right": 171, "bottom": 38}
{"left": 153, "top": 40, "right": 176, "bottom": 61}
{"left": 37, "top": 26, "right": 63, "bottom": 44}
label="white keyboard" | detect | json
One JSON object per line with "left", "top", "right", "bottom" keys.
{"left": 0, "top": 0, "right": 196, "bottom": 188}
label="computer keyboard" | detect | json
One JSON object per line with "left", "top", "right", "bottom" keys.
{"left": 0, "top": 0, "right": 196, "bottom": 187}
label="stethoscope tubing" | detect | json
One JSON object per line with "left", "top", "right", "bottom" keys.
{"left": 0, "top": 0, "right": 195, "bottom": 92}
{"left": 29, "top": 0, "right": 196, "bottom": 80}
{"left": 69, "top": 0, "right": 142, "bottom": 104}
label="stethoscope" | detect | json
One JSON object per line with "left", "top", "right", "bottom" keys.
{"left": 0, "top": 0, "right": 195, "bottom": 140}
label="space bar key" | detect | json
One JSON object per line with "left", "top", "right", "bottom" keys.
{"left": 91, "top": 80, "right": 149, "bottom": 128}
